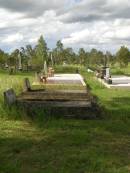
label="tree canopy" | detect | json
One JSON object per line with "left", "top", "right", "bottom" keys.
{"left": 0, "top": 35, "right": 130, "bottom": 71}
{"left": 116, "top": 46, "right": 130, "bottom": 67}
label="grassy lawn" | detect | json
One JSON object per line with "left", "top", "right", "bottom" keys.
{"left": 0, "top": 69, "right": 130, "bottom": 173}
{"left": 111, "top": 64, "right": 130, "bottom": 76}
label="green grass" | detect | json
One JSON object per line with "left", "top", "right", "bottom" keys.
{"left": 54, "top": 64, "right": 84, "bottom": 73}
{"left": 0, "top": 71, "right": 33, "bottom": 119}
{"left": 82, "top": 72, "right": 130, "bottom": 119}
{"left": 111, "top": 64, "right": 130, "bottom": 76}
{"left": 32, "top": 83, "right": 85, "bottom": 91}
{"left": 0, "top": 68, "right": 130, "bottom": 173}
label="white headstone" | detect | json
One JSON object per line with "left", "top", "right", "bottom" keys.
{"left": 44, "top": 61, "right": 48, "bottom": 75}
{"left": 51, "top": 53, "right": 54, "bottom": 67}
{"left": 106, "top": 68, "right": 110, "bottom": 79}
{"left": 18, "top": 53, "right": 22, "bottom": 70}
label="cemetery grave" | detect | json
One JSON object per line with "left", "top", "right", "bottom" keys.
{"left": 1, "top": 67, "right": 130, "bottom": 173}
{"left": 96, "top": 67, "right": 130, "bottom": 89}
{"left": 33, "top": 73, "right": 86, "bottom": 88}
{"left": 4, "top": 73, "right": 99, "bottom": 119}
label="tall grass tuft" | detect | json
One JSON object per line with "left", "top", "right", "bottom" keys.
{"left": 0, "top": 72, "right": 33, "bottom": 119}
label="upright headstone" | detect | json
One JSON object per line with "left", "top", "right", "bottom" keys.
{"left": 35, "top": 72, "right": 41, "bottom": 83}
{"left": 101, "top": 66, "right": 106, "bottom": 79}
{"left": 51, "top": 53, "right": 54, "bottom": 67}
{"left": 23, "top": 78, "right": 31, "bottom": 92}
{"left": 44, "top": 61, "right": 48, "bottom": 76}
{"left": 4, "top": 89, "right": 16, "bottom": 106}
{"left": 106, "top": 68, "right": 110, "bottom": 79}
{"left": 18, "top": 53, "right": 22, "bottom": 71}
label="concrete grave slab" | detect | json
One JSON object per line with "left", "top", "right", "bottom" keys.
{"left": 98, "top": 76, "right": 130, "bottom": 89}
{"left": 33, "top": 74, "right": 86, "bottom": 87}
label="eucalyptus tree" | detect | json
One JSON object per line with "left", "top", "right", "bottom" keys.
{"left": 116, "top": 46, "right": 130, "bottom": 67}
{"left": 35, "top": 35, "right": 48, "bottom": 68}
{"left": 26, "top": 44, "right": 35, "bottom": 69}
{"left": 8, "top": 49, "right": 19, "bottom": 69}
{"left": 20, "top": 47, "right": 28, "bottom": 70}
{"left": 0, "top": 49, "right": 8, "bottom": 68}
{"left": 89, "top": 48, "right": 98, "bottom": 66}
{"left": 88, "top": 49, "right": 104, "bottom": 67}
{"left": 55, "top": 40, "right": 64, "bottom": 64}
{"left": 63, "top": 48, "right": 76, "bottom": 64}
{"left": 78, "top": 48, "right": 87, "bottom": 65}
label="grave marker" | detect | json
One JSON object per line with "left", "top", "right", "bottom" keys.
{"left": 23, "top": 78, "right": 31, "bottom": 92}
{"left": 106, "top": 68, "right": 110, "bottom": 79}
{"left": 4, "top": 89, "right": 16, "bottom": 106}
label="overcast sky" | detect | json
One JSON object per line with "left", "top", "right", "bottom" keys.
{"left": 0, "top": 0, "right": 130, "bottom": 52}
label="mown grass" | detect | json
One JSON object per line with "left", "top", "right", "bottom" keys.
{"left": 83, "top": 73, "right": 130, "bottom": 118}
{"left": 111, "top": 64, "right": 130, "bottom": 76}
{"left": 0, "top": 67, "right": 130, "bottom": 173}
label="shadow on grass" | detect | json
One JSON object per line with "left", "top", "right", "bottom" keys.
{"left": 0, "top": 121, "right": 130, "bottom": 173}
{"left": 0, "top": 103, "right": 27, "bottom": 121}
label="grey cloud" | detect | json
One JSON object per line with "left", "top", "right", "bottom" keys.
{"left": 0, "top": 0, "right": 66, "bottom": 17}
{"left": 0, "top": 0, "right": 130, "bottom": 53}
{"left": 62, "top": 14, "right": 103, "bottom": 23}
{"left": 59, "top": 0, "right": 130, "bottom": 23}
{"left": 0, "top": 26, "right": 20, "bottom": 38}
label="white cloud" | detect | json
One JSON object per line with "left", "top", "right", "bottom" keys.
{"left": 2, "top": 33, "right": 23, "bottom": 43}
{"left": 0, "top": 9, "right": 78, "bottom": 51}
{"left": 62, "top": 20, "right": 130, "bottom": 51}
{"left": 0, "top": 0, "right": 130, "bottom": 53}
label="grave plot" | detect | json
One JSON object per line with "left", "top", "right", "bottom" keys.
{"left": 15, "top": 74, "right": 99, "bottom": 119}
{"left": 96, "top": 67, "right": 130, "bottom": 89}
{"left": 98, "top": 76, "right": 130, "bottom": 89}
{"left": 33, "top": 74, "right": 86, "bottom": 88}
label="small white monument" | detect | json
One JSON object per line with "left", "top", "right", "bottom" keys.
{"left": 18, "top": 53, "right": 22, "bottom": 70}
{"left": 51, "top": 53, "right": 54, "bottom": 67}
{"left": 44, "top": 61, "right": 48, "bottom": 76}
{"left": 106, "top": 68, "right": 110, "bottom": 79}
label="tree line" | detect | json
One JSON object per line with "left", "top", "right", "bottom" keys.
{"left": 0, "top": 35, "right": 130, "bottom": 72}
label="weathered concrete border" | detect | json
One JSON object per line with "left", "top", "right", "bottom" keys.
{"left": 97, "top": 77, "right": 130, "bottom": 89}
